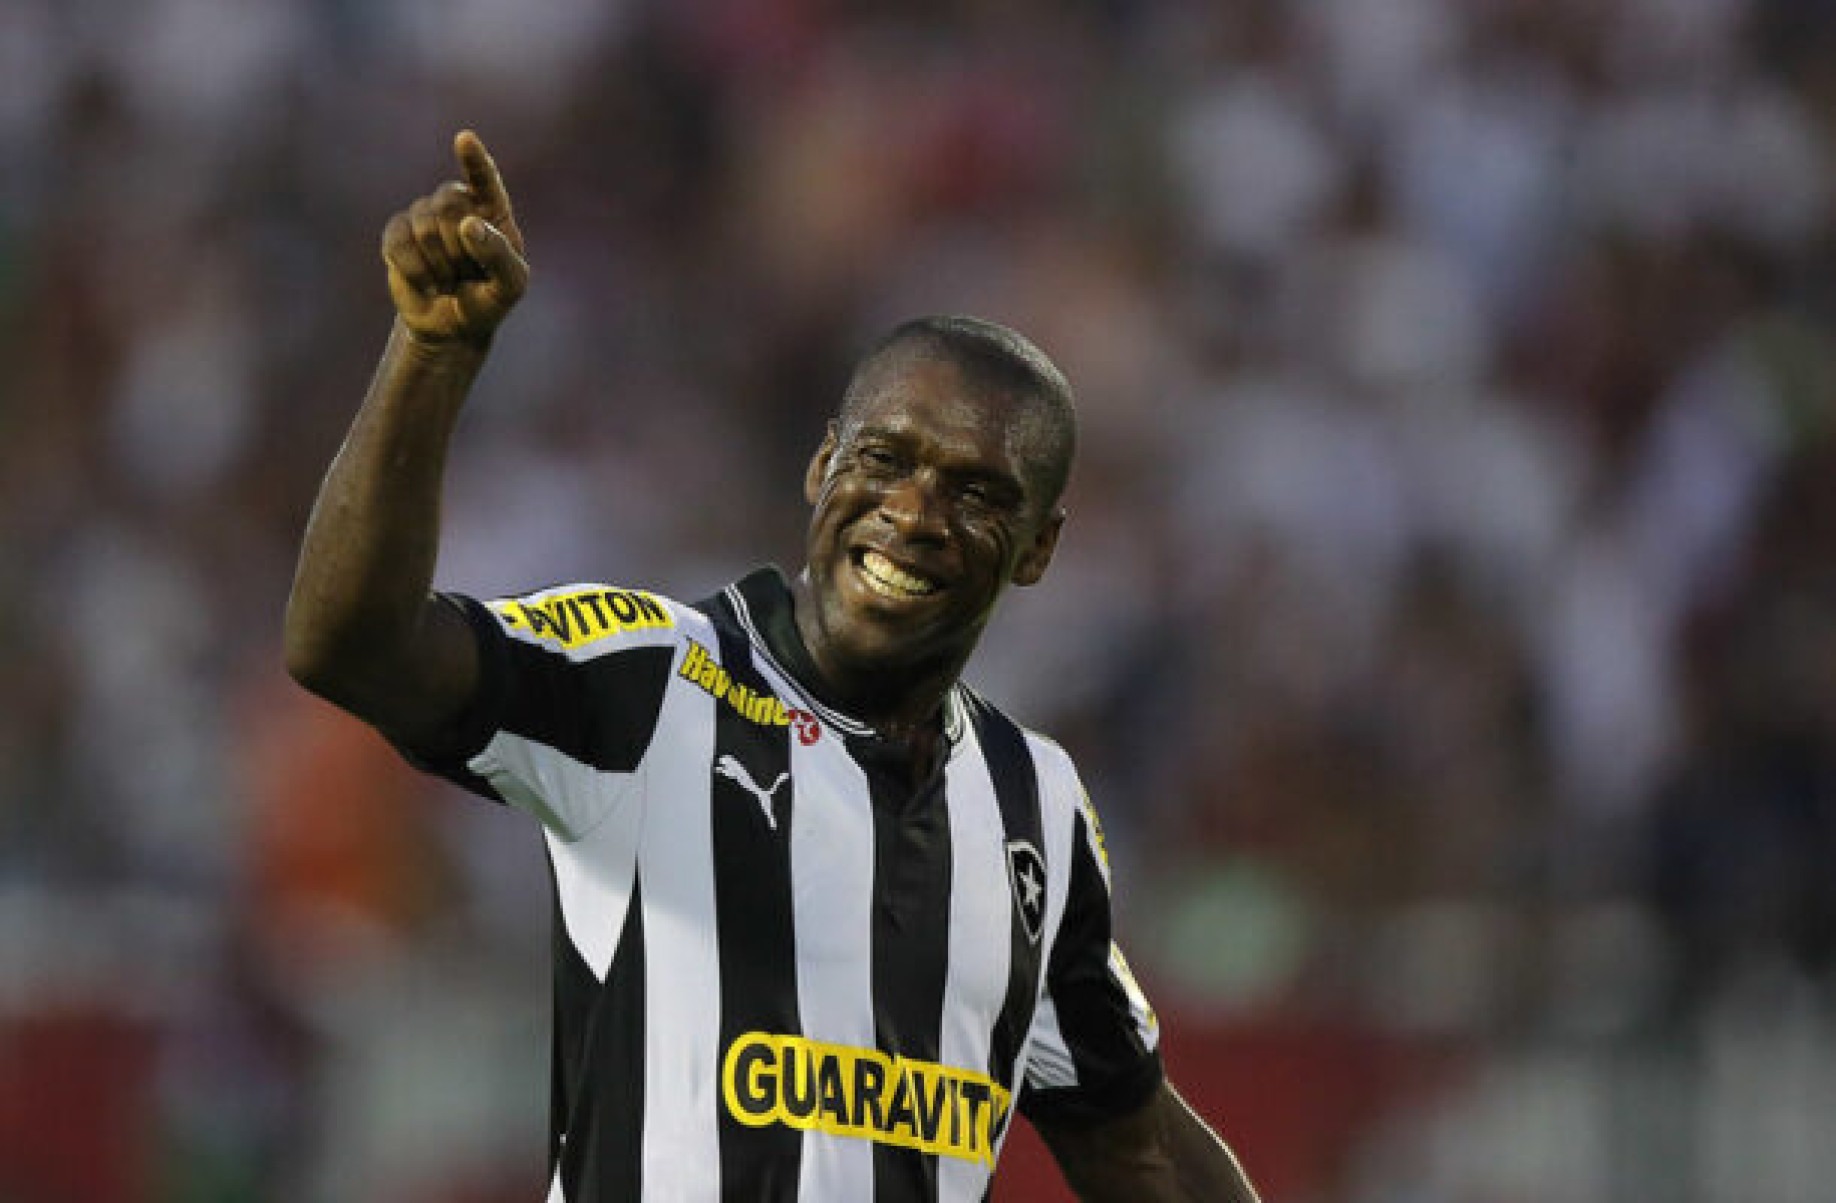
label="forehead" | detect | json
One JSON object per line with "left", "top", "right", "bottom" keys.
{"left": 842, "top": 355, "right": 1039, "bottom": 467}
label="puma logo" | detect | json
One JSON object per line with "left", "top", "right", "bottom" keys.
{"left": 715, "top": 754, "right": 790, "bottom": 830}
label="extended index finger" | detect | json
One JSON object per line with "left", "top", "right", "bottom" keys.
{"left": 454, "top": 129, "right": 513, "bottom": 219}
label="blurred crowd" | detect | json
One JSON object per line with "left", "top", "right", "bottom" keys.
{"left": 4, "top": 0, "right": 1836, "bottom": 1199}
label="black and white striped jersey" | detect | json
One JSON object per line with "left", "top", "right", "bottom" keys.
{"left": 406, "top": 566, "right": 1163, "bottom": 1202}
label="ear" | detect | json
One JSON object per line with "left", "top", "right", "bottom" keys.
{"left": 1011, "top": 507, "right": 1064, "bottom": 587}
{"left": 804, "top": 423, "right": 839, "bottom": 505}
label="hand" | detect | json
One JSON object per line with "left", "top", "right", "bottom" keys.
{"left": 381, "top": 130, "right": 529, "bottom": 352}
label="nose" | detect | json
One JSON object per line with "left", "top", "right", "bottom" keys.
{"left": 878, "top": 471, "right": 948, "bottom": 543}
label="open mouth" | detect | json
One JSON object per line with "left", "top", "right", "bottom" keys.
{"left": 853, "top": 548, "right": 940, "bottom": 600}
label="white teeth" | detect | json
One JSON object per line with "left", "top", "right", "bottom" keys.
{"left": 859, "top": 550, "right": 937, "bottom": 598}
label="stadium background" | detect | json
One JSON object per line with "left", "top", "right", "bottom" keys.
{"left": 4, "top": 1, "right": 1835, "bottom": 1199}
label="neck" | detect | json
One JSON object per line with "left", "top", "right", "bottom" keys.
{"left": 810, "top": 643, "right": 961, "bottom": 745}
{"left": 787, "top": 577, "right": 966, "bottom": 750}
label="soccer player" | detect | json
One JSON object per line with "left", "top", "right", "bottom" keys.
{"left": 285, "top": 130, "right": 1260, "bottom": 1203}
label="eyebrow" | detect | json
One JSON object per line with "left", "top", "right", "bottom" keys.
{"left": 850, "top": 427, "right": 1028, "bottom": 494}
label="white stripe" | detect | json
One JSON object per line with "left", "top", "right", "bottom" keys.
{"left": 1033, "top": 737, "right": 1160, "bottom": 1053}
{"left": 941, "top": 683, "right": 969, "bottom": 744}
{"left": 472, "top": 736, "right": 643, "bottom": 842}
{"left": 937, "top": 733, "right": 1010, "bottom": 1199}
{"left": 637, "top": 614, "right": 724, "bottom": 1197}
{"left": 1022, "top": 992, "right": 1078, "bottom": 1091}
{"left": 544, "top": 1165, "right": 565, "bottom": 1203}
{"left": 546, "top": 797, "right": 643, "bottom": 978}
{"left": 1031, "top": 736, "right": 1079, "bottom": 970}
{"left": 790, "top": 741, "right": 878, "bottom": 1201}
{"left": 1017, "top": 734, "right": 1085, "bottom": 1095}
{"left": 1112, "top": 944, "right": 1161, "bottom": 1050}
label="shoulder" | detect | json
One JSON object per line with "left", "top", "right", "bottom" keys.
{"left": 958, "top": 691, "right": 1086, "bottom": 813}
{"left": 1014, "top": 724, "right": 1117, "bottom": 890}
{"left": 1017, "top": 727, "right": 1096, "bottom": 827}
{"left": 962, "top": 691, "right": 1113, "bottom": 877}
{"left": 476, "top": 581, "right": 700, "bottom": 657}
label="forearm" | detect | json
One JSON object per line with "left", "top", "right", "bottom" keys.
{"left": 1039, "top": 1082, "right": 1260, "bottom": 1203}
{"left": 1158, "top": 1086, "right": 1260, "bottom": 1203}
{"left": 283, "top": 321, "right": 480, "bottom": 704}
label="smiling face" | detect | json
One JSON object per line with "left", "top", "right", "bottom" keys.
{"left": 794, "top": 350, "right": 1067, "bottom": 706}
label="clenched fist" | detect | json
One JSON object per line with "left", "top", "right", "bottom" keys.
{"left": 381, "top": 130, "right": 528, "bottom": 351}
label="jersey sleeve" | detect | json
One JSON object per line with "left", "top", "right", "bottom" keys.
{"left": 396, "top": 583, "right": 680, "bottom": 841}
{"left": 1019, "top": 769, "right": 1164, "bottom": 1129}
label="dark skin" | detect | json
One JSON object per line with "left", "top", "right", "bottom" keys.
{"left": 791, "top": 350, "right": 1063, "bottom": 776}
{"left": 284, "top": 131, "right": 1260, "bottom": 1203}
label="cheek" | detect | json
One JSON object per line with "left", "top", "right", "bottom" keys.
{"left": 811, "top": 472, "right": 853, "bottom": 518}
{"left": 963, "top": 522, "right": 1017, "bottom": 581}
{"left": 810, "top": 478, "right": 870, "bottom": 542}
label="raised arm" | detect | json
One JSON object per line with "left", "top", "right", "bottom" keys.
{"left": 283, "top": 130, "right": 529, "bottom": 746}
{"left": 1034, "top": 1078, "right": 1262, "bottom": 1203}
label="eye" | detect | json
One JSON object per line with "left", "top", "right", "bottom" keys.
{"left": 956, "top": 477, "right": 1017, "bottom": 513}
{"left": 855, "top": 445, "right": 901, "bottom": 473}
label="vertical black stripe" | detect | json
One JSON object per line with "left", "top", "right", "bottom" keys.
{"left": 547, "top": 876, "right": 582, "bottom": 1179}
{"left": 1030, "top": 812, "right": 1162, "bottom": 1121}
{"left": 702, "top": 606, "right": 803, "bottom": 1201}
{"left": 965, "top": 694, "right": 1046, "bottom": 1143}
{"left": 854, "top": 731, "right": 954, "bottom": 1203}
{"left": 555, "top": 874, "right": 646, "bottom": 1203}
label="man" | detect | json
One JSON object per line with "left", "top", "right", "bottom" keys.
{"left": 285, "top": 130, "right": 1260, "bottom": 1202}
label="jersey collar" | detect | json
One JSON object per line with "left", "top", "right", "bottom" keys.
{"left": 724, "top": 566, "right": 967, "bottom": 747}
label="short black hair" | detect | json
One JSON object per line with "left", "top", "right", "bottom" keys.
{"left": 839, "top": 315, "right": 1078, "bottom": 511}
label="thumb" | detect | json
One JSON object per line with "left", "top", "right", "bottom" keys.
{"left": 461, "top": 215, "right": 527, "bottom": 287}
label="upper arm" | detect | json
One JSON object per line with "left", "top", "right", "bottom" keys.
{"left": 389, "top": 585, "right": 681, "bottom": 837}
{"left": 289, "top": 589, "right": 483, "bottom": 751}
{"left": 1020, "top": 756, "right": 1162, "bottom": 1128}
